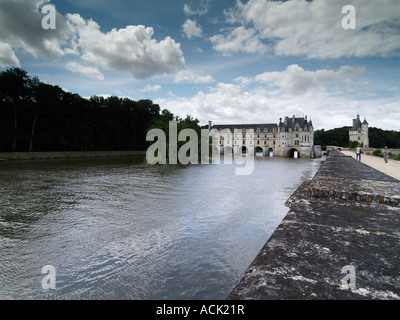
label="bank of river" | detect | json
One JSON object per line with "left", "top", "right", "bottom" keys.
{"left": 0, "top": 151, "right": 146, "bottom": 161}
{"left": 0, "top": 156, "right": 322, "bottom": 299}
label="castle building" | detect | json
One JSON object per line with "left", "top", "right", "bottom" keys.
{"left": 349, "top": 114, "right": 369, "bottom": 147}
{"left": 208, "top": 115, "right": 321, "bottom": 158}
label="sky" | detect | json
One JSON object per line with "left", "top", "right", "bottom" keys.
{"left": 0, "top": 0, "right": 399, "bottom": 130}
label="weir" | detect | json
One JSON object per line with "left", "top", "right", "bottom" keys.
{"left": 228, "top": 149, "right": 400, "bottom": 300}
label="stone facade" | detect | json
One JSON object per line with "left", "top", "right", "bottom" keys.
{"left": 209, "top": 115, "right": 320, "bottom": 158}
{"left": 349, "top": 114, "right": 369, "bottom": 147}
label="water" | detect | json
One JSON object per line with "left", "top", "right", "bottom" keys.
{"left": 0, "top": 156, "right": 322, "bottom": 300}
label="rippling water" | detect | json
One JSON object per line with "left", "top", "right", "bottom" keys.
{"left": 0, "top": 156, "right": 322, "bottom": 300}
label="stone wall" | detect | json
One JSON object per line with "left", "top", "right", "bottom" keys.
{"left": 0, "top": 151, "right": 146, "bottom": 161}
{"left": 228, "top": 150, "right": 400, "bottom": 300}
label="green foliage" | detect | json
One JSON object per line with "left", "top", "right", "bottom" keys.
{"left": 372, "top": 149, "right": 383, "bottom": 157}
{"left": 314, "top": 126, "right": 350, "bottom": 148}
{"left": 349, "top": 140, "right": 359, "bottom": 149}
{"left": 391, "top": 153, "right": 400, "bottom": 161}
{"left": 147, "top": 111, "right": 202, "bottom": 161}
{"left": 369, "top": 127, "right": 400, "bottom": 148}
{"left": 0, "top": 67, "right": 200, "bottom": 153}
{"left": 315, "top": 125, "right": 400, "bottom": 150}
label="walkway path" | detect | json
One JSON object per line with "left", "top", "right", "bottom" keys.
{"left": 341, "top": 150, "right": 400, "bottom": 181}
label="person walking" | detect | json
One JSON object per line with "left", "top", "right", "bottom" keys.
{"left": 356, "top": 145, "right": 362, "bottom": 161}
{"left": 383, "top": 146, "right": 390, "bottom": 163}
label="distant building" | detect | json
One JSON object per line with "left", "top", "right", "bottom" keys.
{"left": 208, "top": 115, "right": 321, "bottom": 158}
{"left": 349, "top": 114, "right": 369, "bottom": 147}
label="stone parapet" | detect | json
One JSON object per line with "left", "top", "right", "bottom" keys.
{"left": 228, "top": 150, "right": 400, "bottom": 300}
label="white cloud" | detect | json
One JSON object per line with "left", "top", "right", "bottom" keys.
{"left": 174, "top": 69, "right": 215, "bottom": 84}
{"left": 156, "top": 63, "right": 399, "bottom": 131}
{"left": 209, "top": 26, "right": 268, "bottom": 55}
{"left": 141, "top": 84, "right": 162, "bottom": 93}
{"left": 182, "top": 19, "right": 203, "bottom": 39}
{"left": 0, "top": 42, "right": 20, "bottom": 67}
{"left": 65, "top": 62, "right": 104, "bottom": 80}
{"left": 67, "top": 14, "right": 186, "bottom": 79}
{"left": 219, "top": 0, "right": 400, "bottom": 58}
{"left": 0, "top": 0, "right": 74, "bottom": 61}
{"left": 183, "top": 1, "right": 209, "bottom": 16}
{"left": 0, "top": 1, "right": 186, "bottom": 80}
{"left": 254, "top": 64, "right": 366, "bottom": 95}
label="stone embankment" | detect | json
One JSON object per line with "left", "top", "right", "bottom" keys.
{"left": 228, "top": 150, "right": 400, "bottom": 300}
{"left": 0, "top": 151, "right": 146, "bottom": 161}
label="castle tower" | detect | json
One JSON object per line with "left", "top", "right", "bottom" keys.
{"left": 349, "top": 114, "right": 369, "bottom": 147}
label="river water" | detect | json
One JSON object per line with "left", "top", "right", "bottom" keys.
{"left": 0, "top": 156, "right": 322, "bottom": 300}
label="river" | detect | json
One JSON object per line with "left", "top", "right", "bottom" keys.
{"left": 0, "top": 155, "right": 322, "bottom": 299}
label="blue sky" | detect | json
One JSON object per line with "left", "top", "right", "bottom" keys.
{"left": 1, "top": 0, "right": 399, "bottom": 130}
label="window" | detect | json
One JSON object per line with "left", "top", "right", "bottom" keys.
{"left": 257, "top": 128, "right": 260, "bottom": 132}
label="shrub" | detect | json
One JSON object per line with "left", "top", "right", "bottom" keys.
{"left": 372, "top": 149, "right": 383, "bottom": 157}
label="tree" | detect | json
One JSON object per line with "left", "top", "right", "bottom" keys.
{"left": 0, "top": 67, "right": 36, "bottom": 151}
{"left": 0, "top": 68, "right": 200, "bottom": 154}
{"left": 314, "top": 126, "right": 350, "bottom": 148}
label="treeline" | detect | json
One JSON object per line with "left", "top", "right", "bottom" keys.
{"left": 0, "top": 67, "right": 202, "bottom": 153}
{"left": 315, "top": 126, "right": 400, "bottom": 149}
{"left": 368, "top": 127, "right": 400, "bottom": 149}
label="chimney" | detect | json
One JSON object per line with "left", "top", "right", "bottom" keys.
{"left": 208, "top": 121, "right": 212, "bottom": 130}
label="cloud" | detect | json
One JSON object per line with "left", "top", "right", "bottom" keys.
{"left": 0, "top": 42, "right": 20, "bottom": 67}
{"left": 209, "top": 26, "right": 268, "bottom": 55}
{"left": 253, "top": 64, "right": 366, "bottom": 95}
{"left": 141, "top": 84, "right": 162, "bottom": 93}
{"left": 0, "top": 1, "right": 185, "bottom": 80}
{"left": 183, "top": 1, "right": 210, "bottom": 16}
{"left": 157, "top": 79, "right": 399, "bottom": 131}
{"left": 67, "top": 14, "right": 186, "bottom": 79}
{"left": 174, "top": 69, "right": 215, "bottom": 84}
{"left": 156, "top": 63, "right": 398, "bottom": 131}
{"left": 182, "top": 19, "right": 203, "bottom": 39}
{"left": 65, "top": 62, "right": 104, "bottom": 80}
{"left": 0, "top": 0, "right": 74, "bottom": 62}
{"left": 219, "top": 0, "right": 400, "bottom": 58}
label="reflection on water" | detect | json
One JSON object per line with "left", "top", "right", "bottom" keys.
{"left": 0, "top": 156, "right": 322, "bottom": 299}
